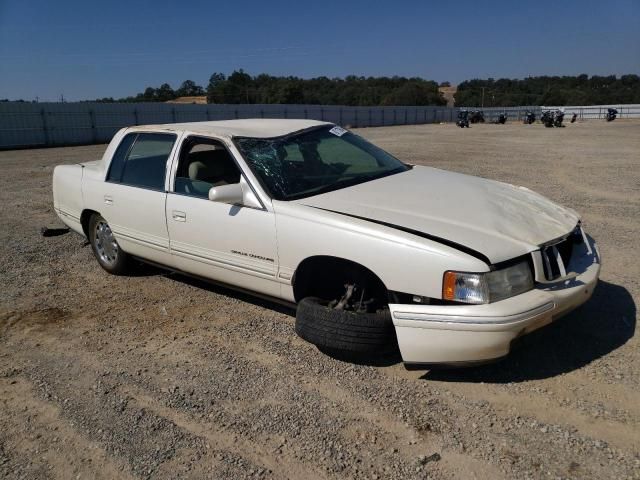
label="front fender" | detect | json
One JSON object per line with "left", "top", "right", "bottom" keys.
{"left": 273, "top": 201, "right": 489, "bottom": 302}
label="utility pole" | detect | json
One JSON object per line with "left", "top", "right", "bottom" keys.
{"left": 481, "top": 87, "right": 485, "bottom": 108}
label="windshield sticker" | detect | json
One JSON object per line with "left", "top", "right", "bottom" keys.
{"left": 329, "top": 126, "right": 347, "bottom": 137}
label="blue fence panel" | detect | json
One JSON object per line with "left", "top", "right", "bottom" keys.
{"left": 4, "top": 101, "right": 634, "bottom": 149}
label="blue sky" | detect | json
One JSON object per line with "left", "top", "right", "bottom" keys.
{"left": 1, "top": 0, "right": 638, "bottom": 101}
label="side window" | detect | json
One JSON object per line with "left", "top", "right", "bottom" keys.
{"left": 174, "top": 137, "right": 241, "bottom": 199}
{"left": 116, "top": 133, "right": 176, "bottom": 190}
{"left": 106, "top": 133, "right": 137, "bottom": 183}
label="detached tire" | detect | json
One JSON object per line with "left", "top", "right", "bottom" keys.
{"left": 295, "top": 297, "right": 397, "bottom": 354}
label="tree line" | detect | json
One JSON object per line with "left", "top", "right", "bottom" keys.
{"left": 454, "top": 74, "right": 640, "bottom": 106}
{"left": 94, "top": 70, "right": 446, "bottom": 106}
{"left": 8, "top": 72, "right": 640, "bottom": 106}
{"left": 93, "top": 79, "right": 205, "bottom": 103}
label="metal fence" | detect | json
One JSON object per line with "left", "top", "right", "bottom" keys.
{"left": 470, "top": 104, "right": 640, "bottom": 121}
{"left": 2, "top": 102, "right": 639, "bottom": 149}
{"left": 0, "top": 102, "right": 458, "bottom": 149}
{"left": 460, "top": 106, "right": 542, "bottom": 123}
{"left": 540, "top": 104, "right": 640, "bottom": 119}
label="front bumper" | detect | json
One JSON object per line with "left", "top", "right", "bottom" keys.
{"left": 391, "top": 235, "right": 601, "bottom": 366}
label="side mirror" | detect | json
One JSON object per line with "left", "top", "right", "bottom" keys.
{"left": 208, "top": 183, "right": 243, "bottom": 204}
{"left": 208, "top": 177, "right": 262, "bottom": 209}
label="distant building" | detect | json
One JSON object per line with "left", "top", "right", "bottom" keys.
{"left": 438, "top": 86, "right": 457, "bottom": 107}
{"left": 166, "top": 96, "right": 207, "bottom": 105}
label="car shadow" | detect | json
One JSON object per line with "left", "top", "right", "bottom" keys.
{"left": 119, "top": 261, "right": 169, "bottom": 278}
{"left": 165, "top": 271, "right": 296, "bottom": 317}
{"left": 133, "top": 265, "right": 635, "bottom": 378}
{"left": 145, "top": 268, "right": 404, "bottom": 365}
{"left": 318, "top": 346, "right": 403, "bottom": 367}
{"left": 421, "top": 280, "right": 636, "bottom": 383}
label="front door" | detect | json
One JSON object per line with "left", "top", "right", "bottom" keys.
{"left": 165, "top": 136, "right": 280, "bottom": 297}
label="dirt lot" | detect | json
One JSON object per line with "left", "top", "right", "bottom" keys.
{"left": 1, "top": 120, "right": 639, "bottom": 480}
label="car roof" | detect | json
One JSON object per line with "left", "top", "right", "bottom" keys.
{"left": 129, "top": 118, "right": 332, "bottom": 139}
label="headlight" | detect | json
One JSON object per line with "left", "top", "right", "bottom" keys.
{"left": 443, "top": 261, "right": 534, "bottom": 304}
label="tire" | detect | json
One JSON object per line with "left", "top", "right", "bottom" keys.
{"left": 295, "top": 297, "right": 397, "bottom": 355}
{"left": 88, "top": 214, "right": 130, "bottom": 275}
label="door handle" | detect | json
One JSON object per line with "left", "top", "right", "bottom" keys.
{"left": 104, "top": 195, "right": 113, "bottom": 205}
{"left": 172, "top": 210, "right": 186, "bottom": 222}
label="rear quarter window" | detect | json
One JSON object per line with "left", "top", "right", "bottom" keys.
{"left": 106, "top": 133, "right": 136, "bottom": 183}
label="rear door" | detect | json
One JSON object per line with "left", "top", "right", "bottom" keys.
{"left": 165, "top": 135, "right": 280, "bottom": 297}
{"left": 98, "top": 131, "right": 179, "bottom": 266}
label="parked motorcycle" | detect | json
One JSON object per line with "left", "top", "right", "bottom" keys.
{"left": 606, "top": 108, "right": 618, "bottom": 121}
{"left": 470, "top": 110, "right": 485, "bottom": 124}
{"left": 456, "top": 110, "right": 470, "bottom": 128}
{"left": 541, "top": 110, "right": 555, "bottom": 128}
{"left": 541, "top": 110, "right": 564, "bottom": 128}
{"left": 523, "top": 111, "right": 536, "bottom": 124}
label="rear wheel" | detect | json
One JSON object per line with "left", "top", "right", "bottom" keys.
{"left": 88, "top": 214, "right": 130, "bottom": 275}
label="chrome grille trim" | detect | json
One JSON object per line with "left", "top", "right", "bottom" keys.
{"left": 538, "top": 224, "right": 582, "bottom": 281}
{"left": 552, "top": 245, "right": 567, "bottom": 277}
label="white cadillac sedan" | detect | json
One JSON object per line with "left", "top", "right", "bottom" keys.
{"left": 53, "top": 119, "right": 600, "bottom": 367}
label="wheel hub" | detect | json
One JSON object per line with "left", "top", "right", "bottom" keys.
{"left": 95, "top": 221, "right": 118, "bottom": 265}
{"left": 329, "top": 283, "right": 376, "bottom": 313}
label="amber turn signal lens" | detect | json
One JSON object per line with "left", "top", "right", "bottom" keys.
{"left": 443, "top": 271, "right": 457, "bottom": 301}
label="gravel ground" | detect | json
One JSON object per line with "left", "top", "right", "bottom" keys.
{"left": 1, "top": 120, "right": 639, "bottom": 480}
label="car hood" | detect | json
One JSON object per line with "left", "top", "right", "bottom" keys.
{"left": 296, "top": 165, "right": 580, "bottom": 264}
